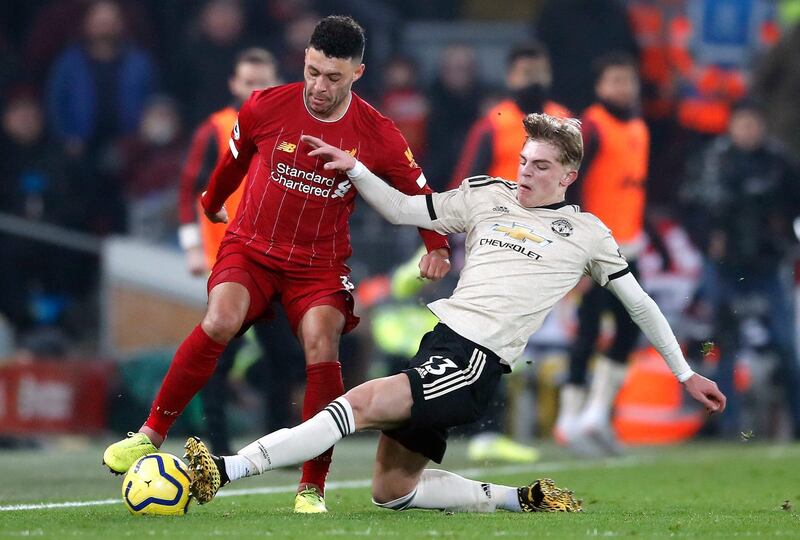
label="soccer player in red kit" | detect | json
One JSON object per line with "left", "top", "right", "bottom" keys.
{"left": 103, "top": 16, "right": 451, "bottom": 513}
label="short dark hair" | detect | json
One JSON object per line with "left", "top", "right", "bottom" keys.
{"left": 506, "top": 42, "right": 549, "bottom": 68}
{"left": 234, "top": 47, "right": 277, "bottom": 72}
{"left": 592, "top": 52, "right": 638, "bottom": 83}
{"left": 309, "top": 15, "right": 365, "bottom": 61}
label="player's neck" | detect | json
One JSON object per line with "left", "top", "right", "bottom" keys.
{"left": 306, "top": 91, "right": 353, "bottom": 123}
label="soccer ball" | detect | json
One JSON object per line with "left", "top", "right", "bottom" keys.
{"left": 122, "top": 453, "right": 192, "bottom": 516}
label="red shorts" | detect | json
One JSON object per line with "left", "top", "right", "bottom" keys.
{"left": 207, "top": 240, "right": 359, "bottom": 336}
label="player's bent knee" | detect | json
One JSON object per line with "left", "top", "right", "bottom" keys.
{"left": 201, "top": 311, "right": 244, "bottom": 343}
{"left": 301, "top": 333, "right": 340, "bottom": 363}
{"left": 371, "top": 481, "right": 417, "bottom": 509}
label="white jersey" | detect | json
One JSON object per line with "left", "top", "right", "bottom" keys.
{"left": 425, "top": 176, "right": 629, "bottom": 367}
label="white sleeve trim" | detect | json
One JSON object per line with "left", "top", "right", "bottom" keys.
{"left": 605, "top": 272, "right": 693, "bottom": 382}
{"left": 229, "top": 138, "right": 239, "bottom": 159}
{"left": 178, "top": 223, "right": 202, "bottom": 250}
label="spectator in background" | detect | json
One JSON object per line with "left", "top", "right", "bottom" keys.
{"left": 450, "top": 42, "right": 569, "bottom": 188}
{"left": 0, "top": 90, "right": 83, "bottom": 341}
{"left": 23, "top": 0, "right": 156, "bottom": 85}
{"left": 272, "top": 11, "right": 321, "bottom": 83}
{"left": 424, "top": 44, "right": 485, "bottom": 191}
{"left": 171, "top": 0, "right": 255, "bottom": 125}
{"left": 536, "top": 0, "right": 638, "bottom": 113}
{"left": 680, "top": 99, "right": 800, "bottom": 439}
{"left": 379, "top": 56, "right": 428, "bottom": 163}
{"left": 45, "top": 0, "right": 157, "bottom": 234}
{"left": 45, "top": 0, "right": 157, "bottom": 159}
{"left": 754, "top": 22, "right": 800, "bottom": 159}
{"left": 555, "top": 53, "right": 649, "bottom": 457}
{"left": 117, "top": 96, "right": 185, "bottom": 243}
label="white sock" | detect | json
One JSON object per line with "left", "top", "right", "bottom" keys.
{"left": 580, "top": 356, "right": 627, "bottom": 429}
{"left": 223, "top": 454, "right": 256, "bottom": 482}
{"left": 403, "top": 469, "right": 520, "bottom": 513}
{"left": 236, "top": 397, "right": 355, "bottom": 475}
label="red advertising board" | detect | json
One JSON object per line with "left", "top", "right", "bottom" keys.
{"left": 0, "top": 360, "right": 113, "bottom": 434}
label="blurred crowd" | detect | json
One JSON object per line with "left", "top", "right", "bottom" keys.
{"left": 1, "top": 0, "right": 800, "bottom": 440}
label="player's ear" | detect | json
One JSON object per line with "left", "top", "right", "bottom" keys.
{"left": 352, "top": 63, "right": 365, "bottom": 82}
{"left": 561, "top": 170, "right": 578, "bottom": 187}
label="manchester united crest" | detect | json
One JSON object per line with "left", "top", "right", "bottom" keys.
{"left": 550, "top": 218, "right": 573, "bottom": 237}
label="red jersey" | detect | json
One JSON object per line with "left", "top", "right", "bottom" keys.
{"left": 203, "top": 82, "right": 448, "bottom": 267}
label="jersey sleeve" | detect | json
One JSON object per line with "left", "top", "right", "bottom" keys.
{"left": 201, "top": 96, "right": 258, "bottom": 213}
{"left": 371, "top": 119, "right": 449, "bottom": 252}
{"left": 585, "top": 225, "right": 630, "bottom": 286}
{"left": 178, "top": 119, "right": 218, "bottom": 225}
{"left": 427, "top": 180, "right": 471, "bottom": 234}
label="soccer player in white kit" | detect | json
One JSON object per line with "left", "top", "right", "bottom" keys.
{"left": 185, "top": 113, "right": 726, "bottom": 514}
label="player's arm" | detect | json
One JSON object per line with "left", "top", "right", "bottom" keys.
{"left": 177, "top": 120, "right": 219, "bottom": 275}
{"left": 303, "top": 135, "right": 467, "bottom": 234}
{"left": 368, "top": 120, "right": 452, "bottom": 280}
{"left": 605, "top": 271, "right": 726, "bottom": 414}
{"left": 588, "top": 229, "right": 726, "bottom": 414}
{"left": 200, "top": 99, "right": 258, "bottom": 223}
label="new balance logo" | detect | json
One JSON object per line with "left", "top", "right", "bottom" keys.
{"left": 332, "top": 179, "right": 352, "bottom": 199}
{"left": 277, "top": 141, "right": 297, "bottom": 153}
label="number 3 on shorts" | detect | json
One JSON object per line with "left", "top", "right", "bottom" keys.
{"left": 421, "top": 355, "right": 458, "bottom": 376}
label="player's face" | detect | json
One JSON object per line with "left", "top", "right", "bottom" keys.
{"left": 506, "top": 56, "right": 551, "bottom": 91}
{"left": 516, "top": 140, "right": 576, "bottom": 208}
{"left": 229, "top": 62, "right": 280, "bottom": 104}
{"left": 595, "top": 65, "right": 640, "bottom": 109}
{"left": 303, "top": 47, "right": 365, "bottom": 119}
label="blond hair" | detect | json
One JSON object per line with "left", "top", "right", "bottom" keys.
{"left": 522, "top": 113, "right": 583, "bottom": 170}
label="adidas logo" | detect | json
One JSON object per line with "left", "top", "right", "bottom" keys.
{"left": 277, "top": 141, "right": 297, "bottom": 153}
{"left": 492, "top": 206, "right": 509, "bottom": 213}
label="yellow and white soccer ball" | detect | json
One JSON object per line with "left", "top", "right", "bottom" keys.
{"left": 122, "top": 453, "right": 192, "bottom": 516}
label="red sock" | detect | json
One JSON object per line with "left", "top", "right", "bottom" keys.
{"left": 144, "top": 325, "right": 226, "bottom": 438}
{"left": 299, "top": 361, "right": 345, "bottom": 494}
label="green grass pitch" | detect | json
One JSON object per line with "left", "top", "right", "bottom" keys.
{"left": 1, "top": 436, "right": 799, "bottom": 538}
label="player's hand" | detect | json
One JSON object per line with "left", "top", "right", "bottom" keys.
{"left": 200, "top": 190, "right": 228, "bottom": 223}
{"left": 301, "top": 135, "right": 357, "bottom": 172}
{"left": 204, "top": 204, "right": 228, "bottom": 224}
{"left": 418, "top": 248, "right": 451, "bottom": 281}
{"left": 185, "top": 246, "right": 208, "bottom": 277}
{"left": 683, "top": 373, "right": 726, "bottom": 414}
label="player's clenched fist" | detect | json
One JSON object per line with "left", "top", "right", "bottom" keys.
{"left": 419, "top": 248, "right": 451, "bottom": 281}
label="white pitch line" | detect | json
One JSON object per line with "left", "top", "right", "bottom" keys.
{"left": 0, "top": 456, "right": 646, "bottom": 513}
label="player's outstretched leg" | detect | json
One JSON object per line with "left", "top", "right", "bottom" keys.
{"left": 103, "top": 283, "right": 249, "bottom": 474}
{"left": 372, "top": 436, "right": 581, "bottom": 513}
{"left": 377, "top": 471, "right": 581, "bottom": 513}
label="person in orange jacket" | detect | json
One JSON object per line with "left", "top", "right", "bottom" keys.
{"left": 449, "top": 42, "right": 570, "bottom": 189}
{"left": 554, "top": 52, "right": 650, "bottom": 456}
{"left": 178, "top": 48, "right": 281, "bottom": 273}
